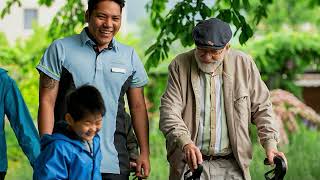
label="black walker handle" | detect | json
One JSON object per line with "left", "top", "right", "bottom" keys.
{"left": 184, "top": 164, "right": 204, "bottom": 180}
{"left": 264, "top": 156, "right": 287, "bottom": 180}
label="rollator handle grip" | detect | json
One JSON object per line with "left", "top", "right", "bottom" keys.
{"left": 264, "top": 156, "right": 287, "bottom": 180}
{"left": 183, "top": 164, "right": 204, "bottom": 180}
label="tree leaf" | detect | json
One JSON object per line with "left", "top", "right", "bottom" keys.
{"left": 232, "top": 0, "right": 240, "bottom": 10}
{"left": 217, "top": 9, "right": 232, "bottom": 23}
{"left": 242, "top": 0, "right": 250, "bottom": 9}
{"left": 145, "top": 43, "right": 158, "bottom": 56}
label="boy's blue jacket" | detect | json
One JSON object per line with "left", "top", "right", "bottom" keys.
{"left": 33, "top": 124, "right": 102, "bottom": 180}
{"left": 0, "top": 68, "right": 40, "bottom": 172}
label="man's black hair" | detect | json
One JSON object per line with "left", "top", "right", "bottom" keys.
{"left": 66, "top": 85, "right": 106, "bottom": 121}
{"left": 88, "top": 0, "right": 125, "bottom": 15}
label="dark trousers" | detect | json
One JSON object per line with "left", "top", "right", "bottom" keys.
{"left": 0, "top": 172, "right": 6, "bottom": 180}
{"left": 101, "top": 173, "right": 129, "bottom": 180}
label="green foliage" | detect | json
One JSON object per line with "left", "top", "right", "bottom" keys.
{"left": 145, "top": 74, "right": 168, "bottom": 114}
{"left": 147, "top": 120, "right": 169, "bottom": 180}
{"left": 38, "top": 0, "right": 54, "bottom": 7}
{"left": 0, "top": 25, "right": 51, "bottom": 119}
{"left": 239, "top": 31, "right": 320, "bottom": 97}
{"left": 0, "top": 32, "right": 9, "bottom": 46}
{"left": 133, "top": 19, "right": 191, "bottom": 115}
{"left": 48, "top": 0, "right": 85, "bottom": 40}
{"left": 2, "top": 0, "right": 320, "bottom": 71}
{"left": 0, "top": 0, "right": 21, "bottom": 18}
{"left": 144, "top": 0, "right": 274, "bottom": 70}
{"left": 0, "top": 0, "right": 274, "bottom": 71}
{"left": 0, "top": 33, "right": 14, "bottom": 65}
{"left": 145, "top": 0, "right": 168, "bottom": 29}
{"left": 115, "top": 33, "right": 145, "bottom": 61}
{"left": 251, "top": 0, "right": 320, "bottom": 32}
{"left": 250, "top": 124, "right": 320, "bottom": 180}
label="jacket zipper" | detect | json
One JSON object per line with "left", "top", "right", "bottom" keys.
{"left": 87, "top": 141, "right": 95, "bottom": 180}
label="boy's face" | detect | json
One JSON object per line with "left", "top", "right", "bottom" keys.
{"left": 66, "top": 112, "right": 103, "bottom": 141}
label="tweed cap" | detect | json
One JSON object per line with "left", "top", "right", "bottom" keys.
{"left": 192, "top": 18, "right": 232, "bottom": 50}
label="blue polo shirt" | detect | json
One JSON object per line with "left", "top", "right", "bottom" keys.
{"left": 0, "top": 68, "right": 40, "bottom": 172}
{"left": 36, "top": 28, "right": 148, "bottom": 174}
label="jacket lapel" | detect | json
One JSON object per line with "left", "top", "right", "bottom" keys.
{"left": 222, "top": 51, "right": 238, "bottom": 157}
{"left": 190, "top": 51, "right": 201, "bottom": 141}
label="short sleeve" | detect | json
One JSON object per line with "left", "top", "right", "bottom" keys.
{"left": 36, "top": 40, "right": 65, "bottom": 81}
{"left": 130, "top": 49, "right": 148, "bottom": 88}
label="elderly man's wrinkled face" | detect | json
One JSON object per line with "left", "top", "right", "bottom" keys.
{"left": 195, "top": 45, "right": 229, "bottom": 64}
{"left": 194, "top": 44, "right": 230, "bottom": 73}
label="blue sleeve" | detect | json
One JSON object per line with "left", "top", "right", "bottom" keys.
{"left": 33, "top": 141, "right": 71, "bottom": 180}
{"left": 93, "top": 135, "right": 102, "bottom": 180}
{"left": 4, "top": 78, "right": 40, "bottom": 167}
{"left": 36, "top": 40, "right": 65, "bottom": 81}
{"left": 130, "top": 49, "right": 148, "bottom": 88}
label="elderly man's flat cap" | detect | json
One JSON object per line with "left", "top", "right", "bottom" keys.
{"left": 192, "top": 18, "right": 232, "bottom": 50}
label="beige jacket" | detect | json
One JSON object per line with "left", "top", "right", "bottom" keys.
{"left": 159, "top": 49, "right": 279, "bottom": 180}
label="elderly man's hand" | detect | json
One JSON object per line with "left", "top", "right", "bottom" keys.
{"left": 266, "top": 148, "right": 288, "bottom": 169}
{"left": 183, "top": 143, "right": 203, "bottom": 172}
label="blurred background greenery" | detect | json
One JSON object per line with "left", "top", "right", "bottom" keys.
{"left": 1, "top": 0, "right": 320, "bottom": 179}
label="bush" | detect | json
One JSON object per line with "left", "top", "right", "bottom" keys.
{"left": 250, "top": 124, "right": 320, "bottom": 180}
{"left": 240, "top": 31, "right": 320, "bottom": 97}
{"left": 0, "top": 25, "right": 51, "bottom": 120}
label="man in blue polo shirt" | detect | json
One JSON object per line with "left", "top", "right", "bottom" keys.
{"left": 0, "top": 68, "right": 40, "bottom": 180}
{"left": 36, "top": 0, "right": 150, "bottom": 179}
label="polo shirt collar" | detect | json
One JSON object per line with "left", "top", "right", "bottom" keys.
{"left": 80, "top": 27, "right": 118, "bottom": 52}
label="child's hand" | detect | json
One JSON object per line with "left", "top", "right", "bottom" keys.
{"left": 130, "top": 160, "right": 137, "bottom": 170}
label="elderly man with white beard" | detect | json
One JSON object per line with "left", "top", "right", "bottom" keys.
{"left": 159, "top": 18, "right": 287, "bottom": 180}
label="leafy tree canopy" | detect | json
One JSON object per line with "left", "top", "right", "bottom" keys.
{"left": 1, "top": 0, "right": 320, "bottom": 70}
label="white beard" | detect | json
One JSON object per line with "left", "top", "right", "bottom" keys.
{"left": 194, "top": 52, "right": 223, "bottom": 74}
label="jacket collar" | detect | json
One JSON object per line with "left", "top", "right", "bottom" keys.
{"left": 44, "top": 121, "right": 99, "bottom": 156}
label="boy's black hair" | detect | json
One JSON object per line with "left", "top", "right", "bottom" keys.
{"left": 88, "top": 0, "right": 125, "bottom": 15}
{"left": 66, "top": 85, "right": 106, "bottom": 121}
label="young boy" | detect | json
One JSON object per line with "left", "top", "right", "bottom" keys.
{"left": 33, "top": 85, "right": 105, "bottom": 180}
{"left": 0, "top": 68, "right": 40, "bottom": 180}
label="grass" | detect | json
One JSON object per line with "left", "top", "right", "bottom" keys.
{"left": 4, "top": 120, "right": 320, "bottom": 180}
{"left": 250, "top": 124, "right": 320, "bottom": 180}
